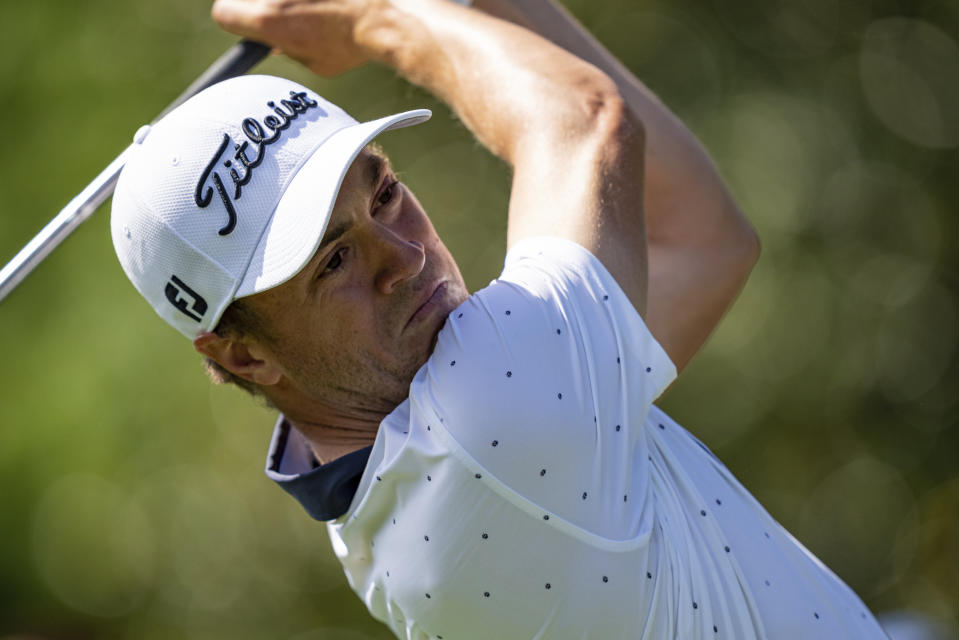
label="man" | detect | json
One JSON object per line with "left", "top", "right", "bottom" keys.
{"left": 110, "top": 0, "right": 889, "bottom": 637}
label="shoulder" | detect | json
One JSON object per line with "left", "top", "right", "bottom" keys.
{"left": 457, "top": 236, "right": 673, "bottom": 382}
{"left": 499, "top": 235, "right": 613, "bottom": 301}
{"left": 411, "top": 236, "right": 674, "bottom": 439}
{"left": 429, "top": 236, "right": 623, "bottom": 383}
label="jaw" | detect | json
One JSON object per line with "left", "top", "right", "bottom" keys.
{"left": 259, "top": 244, "right": 469, "bottom": 431}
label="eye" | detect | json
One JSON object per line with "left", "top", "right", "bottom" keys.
{"left": 374, "top": 180, "right": 399, "bottom": 209}
{"left": 322, "top": 248, "right": 345, "bottom": 275}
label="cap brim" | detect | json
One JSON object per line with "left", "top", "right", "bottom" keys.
{"left": 234, "top": 108, "right": 431, "bottom": 298}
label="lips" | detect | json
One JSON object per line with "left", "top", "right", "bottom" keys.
{"left": 406, "top": 280, "right": 448, "bottom": 329}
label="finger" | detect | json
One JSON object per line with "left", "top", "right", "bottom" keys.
{"left": 211, "top": 0, "right": 274, "bottom": 41}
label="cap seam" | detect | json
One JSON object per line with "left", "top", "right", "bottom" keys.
{"left": 154, "top": 216, "right": 241, "bottom": 333}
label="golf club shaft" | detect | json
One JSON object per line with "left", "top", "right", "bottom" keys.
{"left": 0, "top": 39, "right": 271, "bottom": 304}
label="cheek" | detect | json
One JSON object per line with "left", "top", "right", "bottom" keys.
{"left": 282, "top": 314, "right": 366, "bottom": 382}
{"left": 411, "top": 216, "right": 451, "bottom": 266}
{"left": 330, "top": 293, "right": 395, "bottom": 354}
{"left": 398, "top": 189, "right": 436, "bottom": 235}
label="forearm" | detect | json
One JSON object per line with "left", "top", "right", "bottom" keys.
{"left": 356, "top": 0, "right": 623, "bottom": 167}
{"left": 473, "top": 0, "right": 756, "bottom": 248}
{"left": 470, "top": 0, "right": 758, "bottom": 370}
{"left": 211, "top": 0, "right": 650, "bottom": 313}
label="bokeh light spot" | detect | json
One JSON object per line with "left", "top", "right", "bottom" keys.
{"left": 860, "top": 18, "right": 959, "bottom": 148}
{"left": 32, "top": 473, "right": 156, "bottom": 617}
{"left": 800, "top": 456, "right": 918, "bottom": 597}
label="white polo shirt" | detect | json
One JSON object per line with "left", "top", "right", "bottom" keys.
{"left": 266, "top": 237, "right": 888, "bottom": 639}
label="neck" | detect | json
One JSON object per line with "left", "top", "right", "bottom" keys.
{"left": 291, "top": 417, "right": 379, "bottom": 465}
{"left": 261, "top": 372, "right": 400, "bottom": 465}
{"left": 270, "top": 393, "right": 386, "bottom": 466}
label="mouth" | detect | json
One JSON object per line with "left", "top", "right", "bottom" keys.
{"left": 405, "top": 280, "right": 448, "bottom": 330}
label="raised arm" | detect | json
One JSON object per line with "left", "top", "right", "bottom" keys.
{"left": 472, "top": 0, "right": 761, "bottom": 372}
{"left": 213, "top": 0, "right": 650, "bottom": 315}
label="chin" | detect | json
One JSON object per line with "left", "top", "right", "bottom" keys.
{"left": 389, "top": 343, "right": 432, "bottom": 394}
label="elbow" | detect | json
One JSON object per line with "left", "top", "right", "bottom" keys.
{"left": 582, "top": 77, "right": 629, "bottom": 125}
{"left": 584, "top": 86, "right": 647, "bottom": 181}
{"left": 727, "top": 206, "right": 761, "bottom": 279}
{"left": 565, "top": 73, "right": 645, "bottom": 153}
{"left": 740, "top": 209, "right": 762, "bottom": 267}
{"left": 706, "top": 184, "right": 761, "bottom": 272}
{"left": 598, "top": 90, "right": 645, "bottom": 156}
{"left": 736, "top": 212, "right": 761, "bottom": 267}
{"left": 747, "top": 225, "right": 761, "bottom": 266}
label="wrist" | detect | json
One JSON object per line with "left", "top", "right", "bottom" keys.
{"left": 354, "top": 1, "right": 414, "bottom": 67}
{"left": 356, "top": 0, "right": 453, "bottom": 84}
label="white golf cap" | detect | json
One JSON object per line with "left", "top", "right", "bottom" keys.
{"left": 111, "top": 74, "right": 430, "bottom": 339}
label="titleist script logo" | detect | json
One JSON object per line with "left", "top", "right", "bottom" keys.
{"left": 194, "top": 90, "right": 321, "bottom": 236}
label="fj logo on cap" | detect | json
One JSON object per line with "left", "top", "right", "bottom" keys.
{"left": 165, "top": 275, "right": 208, "bottom": 322}
{"left": 194, "top": 90, "right": 322, "bottom": 236}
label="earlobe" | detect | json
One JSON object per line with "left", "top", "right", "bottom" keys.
{"left": 193, "top": 331, "right": 283, "bottom": 386}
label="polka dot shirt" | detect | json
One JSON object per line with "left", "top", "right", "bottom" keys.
{"left": 267, "top": 237, "right": 889, "bottom": 639}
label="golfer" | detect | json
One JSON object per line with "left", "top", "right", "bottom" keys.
{"left": 110, "top": 0, "right": 890, "bottom": 637}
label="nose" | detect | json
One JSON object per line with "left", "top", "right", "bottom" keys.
{"left": 372, "top": 226, "right": 426, "bottom": 294}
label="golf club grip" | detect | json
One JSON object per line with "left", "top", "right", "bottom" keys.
{"left": 0, "top": 40, "right": 271, "bottom": 304}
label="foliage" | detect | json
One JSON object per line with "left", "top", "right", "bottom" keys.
{"left": 1, "top": 0, "right": 956, "bottom": 637}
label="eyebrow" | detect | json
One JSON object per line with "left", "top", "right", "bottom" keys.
{"left": 310, "top": 152, "right": 392, "bottom": 270}
{"left": 367, "top": 152, "right": 388, "bottom": 194}
{"left": 315, "top": 219, "right": 351, "bottom": 259}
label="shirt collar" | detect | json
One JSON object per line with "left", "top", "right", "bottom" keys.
{"left": 264, "top": 415, "right": 373, "bottom": 521}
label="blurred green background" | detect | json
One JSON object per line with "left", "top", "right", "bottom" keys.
{"left": 1, "top": 0, "right": 957, "bottom": 638}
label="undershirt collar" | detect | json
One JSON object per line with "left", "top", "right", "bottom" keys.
{"left": 265, "top": 416, "right": 373, "bottom": 521}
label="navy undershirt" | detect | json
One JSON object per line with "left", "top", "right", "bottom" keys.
{"left": 267, "top": 419, "right": 373, "bottom": 521}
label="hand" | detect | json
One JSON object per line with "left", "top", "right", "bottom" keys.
{"left": 211, "top": 0, "right": 385, "bottom": 76}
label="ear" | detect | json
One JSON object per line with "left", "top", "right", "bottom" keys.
{"left": 193, "top": 331, "right": 283, "bottom": 386}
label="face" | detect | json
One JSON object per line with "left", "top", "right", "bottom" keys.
{"left": 242, "top": 147, "right": 469, "bottom": 416}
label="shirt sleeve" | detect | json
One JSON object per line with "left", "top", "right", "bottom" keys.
{"left": 418, "top": 236, "right": 676, "bottom": 539}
